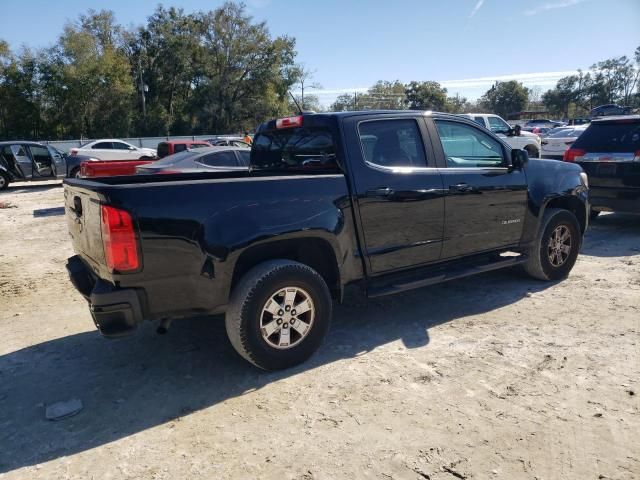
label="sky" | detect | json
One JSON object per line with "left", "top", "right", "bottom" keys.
{"left": 2, "top": 0, "right": 639, "bottom": 105}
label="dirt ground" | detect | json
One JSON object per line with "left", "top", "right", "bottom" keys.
{"left": 0, "top": 180, "right": 638, "bottom": 480}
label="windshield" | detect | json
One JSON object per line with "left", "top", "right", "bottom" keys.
{"left": 251, "top": 127, "right": 339, "bottom": 172}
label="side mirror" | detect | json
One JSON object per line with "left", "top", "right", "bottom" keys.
{"left": 511, "top": 149, "right": 529, "bottom": 169}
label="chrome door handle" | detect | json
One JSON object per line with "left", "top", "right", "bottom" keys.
{"left": 449, "top": 183, "right": 473, "bottom": 193}
{"left": 365, "top": 187, "right": 394, "bottom": 197}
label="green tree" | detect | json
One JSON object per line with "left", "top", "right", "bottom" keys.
{"left": 191, "top": 2, "right": 297, "bottom": 133}
{"left": 479, "top": 80, "right": 529, "bottom": 118}
{"left": 330, "top": 93, "right": 358, "bottom": 111}
{"left": 45, "top": 10, "right": 135, "bottom": 138}
{"left": 405, "top": 81, "right": 449, "bottom": 110}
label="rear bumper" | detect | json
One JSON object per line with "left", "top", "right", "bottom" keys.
{"left": 590, "top": 187, "right": 640, "bottom": 214}
{"left": 66, "top": 255, "right": 144, "bottom": 337}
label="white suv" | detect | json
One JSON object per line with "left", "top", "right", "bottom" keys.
{"left": 70, "top": 140, "right": 157, "bottom": 161}
{"left": 459, "top": 114, "right": 542, "bottom": 158}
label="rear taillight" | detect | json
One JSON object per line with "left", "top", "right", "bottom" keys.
{"left": 635, "top": 150, "right": 640, "bottom": 162}
{"left": 563, "top": 148, "right": 586, "bottom": 162}
{"left": 100, "top": 205, "right": 139, "bottom": 272}
{"left": 276, "top": 115, "right": 303, "bottom": 129}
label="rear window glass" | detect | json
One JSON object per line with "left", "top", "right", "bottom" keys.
{"left": 547, "top": 128, "right": 584, "bottom": 138}
{"left": 157, "top": 143, "right": 169, "bottom": 157}
{"left": 174, "top": 144, "right": 187, "bottom": 153}
{"left": 573, "top": 122, "right": 640, "bottom": 152}
{"left": 252, "top": 127, "right": 338, "bottom": 172}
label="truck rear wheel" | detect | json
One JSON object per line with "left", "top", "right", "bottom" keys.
{"left": 524, "top": 208, "right": 581, "bottom": 281}
{"left": 225, "top": 260, "right": 332, "bottom": 370}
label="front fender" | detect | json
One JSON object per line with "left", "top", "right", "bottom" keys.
{"left": 520, "top": 159, "right": 588, "bottom": 245}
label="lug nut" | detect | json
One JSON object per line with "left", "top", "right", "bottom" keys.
{"left": 276, "top": 318, "right": 282, "bottom": 325}
{"left": 283, "top": 323, "right": 288, "bottom": 328}
{"left": 290, "top": 319, "right": 295, "bottom": 324}
{"left": 278, "top": 309, "right": 284, "bottom": 316}
{"left": 291, "top": 310, "right": 296, "bottom": 316}
{"left": 285, "top": 305, "right": 291, "bottom": 312}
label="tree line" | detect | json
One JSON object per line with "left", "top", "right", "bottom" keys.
{"left": 0, "top": 2, "right": 300, "bottom": 141}
{"left": 0, "top": 3, "right": 638, "bottom": 142}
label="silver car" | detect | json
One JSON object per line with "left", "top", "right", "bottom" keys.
{"left": 136, "top": 146, "right": 250, "bottom": 174}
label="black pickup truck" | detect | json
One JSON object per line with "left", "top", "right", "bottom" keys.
{"left": 64, "top": 111, "right": 589, "bottom": 370}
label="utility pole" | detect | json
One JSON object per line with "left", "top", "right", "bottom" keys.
{"left": 138, "top": 56, "right": 146, "bottom": 120}
{"left": 354, "top": 92, "right": 358, "bottom": 111}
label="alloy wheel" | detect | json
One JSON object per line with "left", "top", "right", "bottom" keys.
{"left": 260, "top": 287, "right": 315, "bottom": 349}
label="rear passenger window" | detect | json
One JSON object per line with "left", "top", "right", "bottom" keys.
{"left": 435, "top": 120, "right": 505, "bottom": 168}
{"left": 174, "top": 144, "right": 187, "bottom": 153}
{"left": 358, "top": 119, "right": 428, "bottom": 168}
{"left": 92, "top": 142, "right": 112, "bottom": 149}
{"left": 237, "top": 150, "right": 250, "bottom": 165}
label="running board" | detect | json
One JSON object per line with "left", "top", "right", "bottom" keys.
{"left": 367, "top": 253, "right": 528, "bottom": 298}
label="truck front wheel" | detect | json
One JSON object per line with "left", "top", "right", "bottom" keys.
{"left": 524, "top": 208, "right": 581, "bottom": 281}
{"left": 525, "top": 145, "right": 539, "bottom": 158}
{"left": 225, "top": 260, "right": 332, "bottom": 370}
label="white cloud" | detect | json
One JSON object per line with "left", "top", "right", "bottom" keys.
{"left": 524, "top": 0, "right": 586, "bottom": 16}
{"left": 469, "top": 0, "right": 485, "bottom": 18}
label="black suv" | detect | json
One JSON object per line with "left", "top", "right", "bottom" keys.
{"left": 564, "top": 115, "right": 640, "bottom": 218}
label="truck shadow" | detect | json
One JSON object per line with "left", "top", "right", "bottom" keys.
{"left": 0, "top": 269, "right": 551, "bottom": 473}
{"left": 581, "top": 213, "right": 640, "bottom": 258}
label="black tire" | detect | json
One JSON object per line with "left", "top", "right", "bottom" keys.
{"left": 524, "top": 208, "right": 581, "bottom": 281}
{"left": 225, "top": 260, "right": 332, "bottom": 370}
{"left": 0, "top": 171, "right": 9, "bottom": 191}
{"left": 525, "top": 145, "right": 539, "bottom": 158}
{"left": 590, "top": 209, "right": 600, "bottom": 221}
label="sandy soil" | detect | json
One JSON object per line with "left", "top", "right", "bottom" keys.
{"left": 0, "top": 180, "right": 638, "bottom": 480}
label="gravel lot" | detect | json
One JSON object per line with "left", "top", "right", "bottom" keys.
{"left": 1, "top": 180, "right": 638, "bottom": 480}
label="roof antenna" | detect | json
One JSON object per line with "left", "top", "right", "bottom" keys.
{"left": 289, "top": 91, "right": 303, "bottom": 115}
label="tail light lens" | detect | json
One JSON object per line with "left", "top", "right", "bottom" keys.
{"left": 276, "top": 115, "right": 303, "bottom": 129}
{"left": 563, "top": 148, "right": 586, "bottom": 162}
{"left": 635, "top": 150, "right": 640, "bottom": 162}
{"left": 101, "top": 205, "right": 140, "bottom": 272}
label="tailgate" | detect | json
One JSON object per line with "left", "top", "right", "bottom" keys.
{"left": 577, "top": 152, "right": 640, "bottom": 189}
{"left": 64, "top": 183, "right": 106, "bottom": 271}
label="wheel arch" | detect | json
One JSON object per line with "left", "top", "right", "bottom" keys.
{"left": 230, "top": 236, "right": 342, "bottom": 301}
{"left": 542, "top": 195, "right": 587, "bottom": 235}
